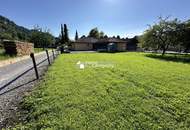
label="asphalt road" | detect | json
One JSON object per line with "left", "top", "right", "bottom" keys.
{"left": 0, "top": 51, "right": 57, "bottom": 128}
{"left": 0, "top": 51, "right": 54, "bottom": 93}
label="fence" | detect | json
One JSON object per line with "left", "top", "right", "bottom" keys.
{"left": 0, "top": 49, "right": 60, "bottom": 95}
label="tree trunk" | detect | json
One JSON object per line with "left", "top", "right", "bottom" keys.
{"left": 162, "top": 48, "right": 166, "bottom": 56}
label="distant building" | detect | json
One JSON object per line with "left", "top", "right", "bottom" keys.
{"left": 71, "top": 37, "right": 127, "bottom": 51}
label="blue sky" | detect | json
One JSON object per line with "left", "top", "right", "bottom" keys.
{"left": 0, "top": 0, "right": 190, "bottom": 39}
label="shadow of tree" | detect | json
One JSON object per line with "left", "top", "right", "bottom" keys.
{"left": 145, "top": 53, "right": 190, "bottom": 64}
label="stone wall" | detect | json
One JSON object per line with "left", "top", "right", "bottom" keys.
{"left": 3, "top": 40, "right": 34, "bottom": 56}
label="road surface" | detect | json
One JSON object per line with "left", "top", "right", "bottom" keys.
{"left": 0, "top": 51, "right": 53, "bottom": 91}
{"left": 0, "top": 51, "right": 57, "bottom": 128}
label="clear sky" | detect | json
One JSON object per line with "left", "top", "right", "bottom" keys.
{"left": 0, "top": 0, "right": 190, "bottom": 39}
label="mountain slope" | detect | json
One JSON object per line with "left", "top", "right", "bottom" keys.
{"left": 0, "top": 15, "right": 31, "bottom": 41}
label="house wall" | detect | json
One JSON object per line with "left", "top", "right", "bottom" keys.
{"left": 72, "top": 43, "right": 93, "bottom": 51}
{"left": 117, "top": 43, "right": 126, "bottom": 51}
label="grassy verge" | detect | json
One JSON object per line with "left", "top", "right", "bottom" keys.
{"left": 0, "top": 48, "right": 46, "bottom": 61}
{"left": 0, "top": 48, "right": 15, "bottom": 61}
{"left": 16, "top": 53, "right": 190, "bottom": 129}
{"left": 34, "top": 48, "right": 45, "bottom": 53}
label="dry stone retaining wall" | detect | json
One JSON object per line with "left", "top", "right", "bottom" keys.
{"left": 3, "top": 41, "right": 34, "bottom": 56}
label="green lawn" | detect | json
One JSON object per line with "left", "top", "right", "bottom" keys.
{"left": 16, "top": 52, "right": 190, "bottom": 129}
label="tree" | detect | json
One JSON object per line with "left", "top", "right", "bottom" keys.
{"left": 60, "top": 24, "right": 64, "bottom": 45}
{"left": 30, "top": 27, "right": 54, "bottom": 49}
{"left": 181, "top": 21, "right": 190, "bottom": 52}
{"left": 64, "top": 24, "right": 69, "bottom": 43}
{"left": 81, "top": 35, "right": 86, "bottom": 39}
{"left": 0, "top": 32, "right": 13, "bottom": 40}
{"left": 75, "top": 30, "right": 79, "bottom": 41}
{"left": 117, "top": 35, "right": 120, "bottom": 39}
{"left": 60, "top": 24, "right": 70, "bottom": 47}
{"left": 55, "top": 37, "right": 61, "bottom": 47}
{"left": 0, "top": 15, "right": 31, "bottom": 41}
{"left": 99, "top": 31, "right": 105, "bottom": 38}
{"left": 88, "top": 27, "right": 99, "bottom": 38}
{"left": 104, "top": 35, "right": 108, "bottom": 38}
{"left": 140, "top": 17, "right": 182, "bottom": 55}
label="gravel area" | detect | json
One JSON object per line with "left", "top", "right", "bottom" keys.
{"left": 0, "top": 52, "right": 58, "bottom": 129}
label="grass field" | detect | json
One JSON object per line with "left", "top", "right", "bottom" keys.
{"left": 16, "top": 52, "right": 190, "bottom": 129}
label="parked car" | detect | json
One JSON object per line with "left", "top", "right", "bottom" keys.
{"left": 108, "top": 43, "right": 117, "bottom": 53}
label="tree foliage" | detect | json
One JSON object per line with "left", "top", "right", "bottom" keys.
{"left": 0, "top": 15, "right": 55, "bottom": 48}
{"left": 88, "top": 27, "right": 100, "bottom": 38}
{"left": 140, "top": 17, "right": 185, "bottom": 55}
{"left": 30, "top": 27, "right": 54, "bottom": 49}
{"left": 0, "top": 15, "right": 31, "bottom": 41}
{"left": 117, "top": 35, "right": 121, "bottom": 39}
{"left": 75, "top": 30, "right": 79, "bottom": 41}
{"left": 60, "top": 24, "right": 70, "bottom": 46}
{"left": 64, "top": 24, "right": 69, "bottom": 43}
{"left": 60, "top": 24, "right": 64, "bottom": 45}
{"left": 99, "top": 31, "right": 105, "bottom": 38}
{"left": 181, "top": 21, "right": 190, "bottom": 52}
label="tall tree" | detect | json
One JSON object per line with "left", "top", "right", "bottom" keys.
{"left": 63, "top": 24, "right": 69, "bottom": 43}
{"left": 60, "top": 24, "right": 64, "bottom": 45}
{"left": 75, "top": 30, "right": 79, "bottom": 41}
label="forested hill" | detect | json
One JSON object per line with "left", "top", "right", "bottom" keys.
{"left": 0, "top": 15, "right": 31, "bottom": 41}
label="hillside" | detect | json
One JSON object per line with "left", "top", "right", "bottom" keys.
{"left": 0, "top": 15, "right": 31, "bottom": 41}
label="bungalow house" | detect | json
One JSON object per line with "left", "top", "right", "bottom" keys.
{"left": 71, "top": 37, "right": 127, "bottom": 51}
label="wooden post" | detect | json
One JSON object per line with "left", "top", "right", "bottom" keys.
{"left": 46, "top": 50, "right": 51, "bottom": 65}
{"left": 52, "top": 49, "right": 55, "bottom": 59}
{"left": 30, "top": 53, "right": 39, "bottom": 79}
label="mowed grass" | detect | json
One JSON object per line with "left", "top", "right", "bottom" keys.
{"left": 16, "top": 53, "right": 190, "bottom": 129}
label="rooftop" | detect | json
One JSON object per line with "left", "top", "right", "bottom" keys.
{"left": 74, "top": 37, "right": 127, "bottom": 44}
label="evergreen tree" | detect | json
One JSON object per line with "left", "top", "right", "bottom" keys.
{"left": 60, "top": 24, "right": 64, "bottom": 45}
{"left": 64, "top": 24, "right": 69, "bottom": 43}
{"left": 75, "top": 30, "right": 79, "bottom": 41}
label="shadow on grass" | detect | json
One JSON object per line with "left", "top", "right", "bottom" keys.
{"left": 145, "top": 53, "right": 190, "bottom": 64}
